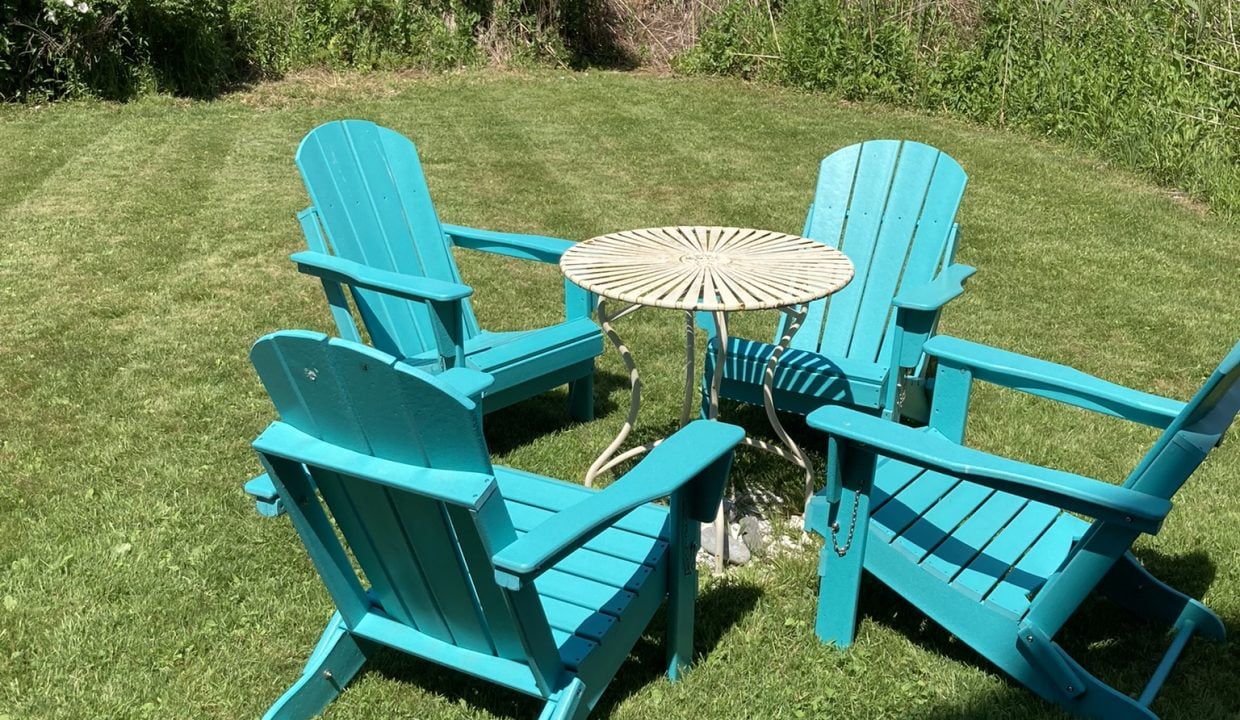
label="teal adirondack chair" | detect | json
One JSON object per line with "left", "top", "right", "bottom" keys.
{"left": 806, "top": 336, "right": 1240, "bottom": 718}
{"left": 702, "top": 140, "right": 975, "bottom": 423}
{"left": 248, "top": 330, "right": 744, "bottom": 719}
{"left": 244, "top": 119, "right": 604, "bottom": 516}
{"left": 293, "top": 119, "right": 601, "bottom": 417}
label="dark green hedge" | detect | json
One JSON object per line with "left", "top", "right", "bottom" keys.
{"left": 1, "top": 0, "right": 484, "bottom": 100}
{"left": 678, "top": 0, "right": 1239, "bottom": 218}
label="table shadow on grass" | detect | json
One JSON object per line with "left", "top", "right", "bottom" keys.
{"left": 355, "top": 580, "right": 764, "bottom": 719}
{"left": 852, "top": 549, "right": 1236, "bottom": 719}
{"left": 709, "top": 399, "right": 830, "bottom": 515}
{"left": 579, "top": 396, "right": 832, "bottom": 512}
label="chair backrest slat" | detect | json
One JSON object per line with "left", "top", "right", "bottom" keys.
{"left": 444, "top": 499, "right": 538, "bottom": 661}
{"left": 796, "top": 141, "right": 967, "bottom": 365}
{"left": 818, "top": 141, "right": 901, "bottom": 356}
{"left": 848, "top": 142, "right": 942, "bottom": 360}
{"left": 251, "top": 331, "right": 555, "bottom": 667}
{"left": 312, "top": 469, "right": 459, "bottom": 643}
{"left": 878, "top": 155, "right": 967, "bottom": 363}
{"left": 1126, "top": 342, "right": 1240, "bottom": 499}
{"left": 295, "top": 121, "right": 480, "bottom": 358}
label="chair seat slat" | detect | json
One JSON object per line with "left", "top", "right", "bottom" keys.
{"left": 872, "top": 470, "right": 962, "bottom": 540}
{"left": 893, "top": 480, "right": 993, "bottom": 562}
{"left": 953, "top": 500, "right": 1060, "bottom": 603}
{"left": 986, "top": 513, "right": 1083, "bottom": 617}
{"left": 922, "top": 490, "right": 1027, "bottom": 582}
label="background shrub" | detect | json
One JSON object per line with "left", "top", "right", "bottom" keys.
{"left": 677, "top": 0, "right": 1240, "bottom": 218}
{"left": 0, "top": 0, "right": 484, "bottom": 100}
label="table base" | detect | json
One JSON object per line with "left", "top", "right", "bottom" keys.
{"left": 584, "top": 299, "right": 815, "bottom": 573}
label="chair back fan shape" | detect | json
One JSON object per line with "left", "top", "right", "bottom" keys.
{"left": 295, "top": 120, "right": 479, "bottom": 358}
{"left": 251, "top": 332, "right": 553, "bottom": 675}
{"left": 797, "top": 140, "right": 966, "bottom": 366}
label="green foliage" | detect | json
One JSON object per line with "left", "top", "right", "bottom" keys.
{"left": 678, "top": 0, "right": 1240, "bottom": 218}
{"left": 0, "top": 0, "right": 482, "bottom": 100}
{"left": 288, "top": 0, "right": 481, "bottom": 70}
{"left": 125, "top": 0, "right": 235, "bottom": 97}
{"left": 674, "top": 0, "right": 775, "bottom": 78}
{"left": 0, "top": 0, "right": 144, "bottom": 100}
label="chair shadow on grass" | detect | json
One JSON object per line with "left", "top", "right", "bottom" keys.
{"left": 356, "top": 580, "right": 764, "bottom": 719}
{"left": 850, "top": 549, "right": 1239, "bottom": 719}
{"left": 483, "top": 369, "right": 627, "bottom": 455}
{"left": 708, "top": 398, "right": 831, "bottom": 515}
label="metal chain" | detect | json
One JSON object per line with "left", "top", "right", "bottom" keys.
{"left": 829, "top": 492, "right": 861, "bottom": 557}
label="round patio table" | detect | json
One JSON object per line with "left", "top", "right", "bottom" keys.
{"left": 561, "top": 226, "right": 854, "bottom": 571}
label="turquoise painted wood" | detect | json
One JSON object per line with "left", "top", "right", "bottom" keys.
{"left": 806, "top": 335, "right": 1240, "bottom": 719}
{"left": 248, "top": 330, "right": 743, "bottom": 719}
{"left": 701, "top": 140, "right": 975, "bottom": 423}
{"left": 245, "top": 119, "right": 605, "bottom": 516}
{"left": 294, "top": 119, "right": 601, "bottom": 417}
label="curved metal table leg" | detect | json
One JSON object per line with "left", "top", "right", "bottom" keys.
{"left": 708, "top": 307, "right": 814, "bottom": 572}
{"left": 588, "top": 302, "right": 814, "bottom": 573}
{"left": 739, "top": 304, "right": 816, "bottom": 504}
{"left": 585, "top": 305, "right": 700, "bottom": 487}
{"left": 584, "top": 299, "right": 646, "bottom": 487}
{"left": 681, "top": 310, "right": 696, "bottom": 426}
{"left": 710, "top": 310, "right": 729, "bottom": 572}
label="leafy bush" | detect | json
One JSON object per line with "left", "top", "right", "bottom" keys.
{"left": 1, "top": 0, "right": 143, "bottom": 100}
{"left": 677, "top": 0, "right": 1240, "bottom": 218}
{"left": 0, "top": 0, "right": 482, "bottom": 100}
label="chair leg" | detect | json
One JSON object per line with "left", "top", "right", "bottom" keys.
{"left": 1100, "top": 553, "right": 1226, "bottom": 641}
{"left": 262, "top": 612, "right": 373, "bottom": 720}
{"left": 666, "top": 510, "right": 698, "bottom": 681}
{"left": 1009, "top": 626, "right": 1158, "bottom": 720}
{"left": 814, "top": 542, "right": 865, "bottom": 648}
{"left": 814, "top": 461, "right": 873, "bottom": 648}
{"left": 568, "top": 373, "right": 594, "bottom": 422}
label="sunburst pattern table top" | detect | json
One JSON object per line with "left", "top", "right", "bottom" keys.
{"left": 560, "top": 226, "right": 855, "bottom": 311}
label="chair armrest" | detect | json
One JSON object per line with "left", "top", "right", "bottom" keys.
{"left": 806, "top": 406, "right": 1171, "bottom": 533}
{"left": 491, "top": 420, "right": 744, "bottom": 588}
{"left": 243, "top": 474, "right": 285, "bottom": 517}
{"left": 443, "top": 223, "right": 573, "bottom": 264}
{"left": 442, "top": 223, "right": 594, "bottom": 320}
{"left": 892, "top": 263, "right": 977, "bottom": 312}
{"left": 438, "top": 367, "right": 495, "bottom": 400}
{"left": 291, "top": 251, "right": 473, "bottom": 303}
{"left": 924, "top": 336, "right": 1185, "bottom": 428}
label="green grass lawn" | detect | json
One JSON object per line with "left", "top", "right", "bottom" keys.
{"left": 0, "top": 70, "right": 1237, "bottom": 719}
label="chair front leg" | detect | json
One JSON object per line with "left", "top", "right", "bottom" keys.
{"left": 666, "top": 489, "right": 699, "bottom": 680}
{"left": 815, "top": 438, "right": 876, "bottom": 648}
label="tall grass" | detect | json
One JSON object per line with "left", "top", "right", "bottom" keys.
{"left": 678, "top": 0, "right": 1240, "bottom": 218}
